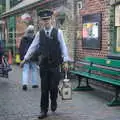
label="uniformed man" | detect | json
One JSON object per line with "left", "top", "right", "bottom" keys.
{"left": 20, "top": 9, "right": 70, "bottom": 119}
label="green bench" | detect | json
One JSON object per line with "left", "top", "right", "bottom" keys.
{"left": 70, "top": 56, "right": 120, "bottom": 106}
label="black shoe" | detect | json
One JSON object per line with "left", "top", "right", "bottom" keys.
{"left": 32, "top": 85, "right": 39, "bottom": 88}
{"left": 22, "top": 85, "right": 27, "bottom": 91}
{"left": 38, "top": 112, "right": 47, "bottom": 119}
{"left": 51, "top": 102, "right": 57, "bottom": 112}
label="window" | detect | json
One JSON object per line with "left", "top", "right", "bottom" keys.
{"left": 10, "top": 0, "right": 22, "bottom": 8}
{"left": 0, "top": 0, "right": 5, "bottom": 14}
{"left": 115, "top": 5, "right": 120, "bottom": 52}
{"left": 116, "top": 27, "right": 120, "bottom": 52}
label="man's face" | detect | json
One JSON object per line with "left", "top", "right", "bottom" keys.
{"left": 42, "top": 18, "right": 51, "bottom": 29}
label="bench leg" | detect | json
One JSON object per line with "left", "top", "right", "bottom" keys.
{"left": 86, "top": 78, "right": 92, "bottom": 88}
{"left": 82, "top": 78, "right": 93, "bottom": 91}
{"left": 107, "top": 87, "right": 120, "bottom": 106}
{"left": 73, "top": 76, "right": 93, "bottom": 91}
{"left": 72, "top": 76, "right": 82, "bottom": 91}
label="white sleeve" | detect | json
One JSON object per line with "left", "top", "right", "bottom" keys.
{"left": 57, "top": 29, "right": 71, "bottom": 62}
{"left": 24, "top": 32, "right": 40, "bottom": 60}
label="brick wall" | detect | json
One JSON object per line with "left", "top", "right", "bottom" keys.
{"left": 75, "top": 0, "right": 111, "bottom": 60}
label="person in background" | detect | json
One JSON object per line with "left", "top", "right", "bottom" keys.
{"left": 20, "top": 9, "right": 70, "bottom": 119}
{"left": 19, "top": 25, "right": 39, "bottom": 91}
{"left": 0, "top": 41, "right": 4, "bottom": 64}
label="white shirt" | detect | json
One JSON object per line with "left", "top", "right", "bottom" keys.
{"left": 24, "top": 27, "right": 70, "bottom": 62}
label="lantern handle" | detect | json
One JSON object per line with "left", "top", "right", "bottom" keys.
{"left": 65, "top": 70, "right": 68, "bottom": 79}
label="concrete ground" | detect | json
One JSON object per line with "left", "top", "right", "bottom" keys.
{"left": 0, "top": 65, "right": 120, "bottom": 120}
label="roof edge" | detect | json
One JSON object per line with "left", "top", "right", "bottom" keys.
{"left": 1, "top": 0, "right": 52, "bottom": 18}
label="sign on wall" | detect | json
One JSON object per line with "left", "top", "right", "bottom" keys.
{"left": 82, "top": 13, "right": 102, "bottom": 49}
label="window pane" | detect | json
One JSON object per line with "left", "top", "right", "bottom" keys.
{"left": 116, "top": 27, "right": 120, "bottom": 52}
{"left": 115, "top": 5, "right": 120, "bottom": 26}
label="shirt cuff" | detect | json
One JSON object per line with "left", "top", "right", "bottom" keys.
{"left": 63, "top": 56, "right": 72, "bottom": 62}
{"left": 24, "top": 55, "right": 30, "bottom": 61}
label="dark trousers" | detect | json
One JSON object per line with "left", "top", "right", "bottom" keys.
{"left": 40, "top": 66, "right": 61, "bottom": 112}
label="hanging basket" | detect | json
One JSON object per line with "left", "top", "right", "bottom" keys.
{"left": 21, "top": 13, "right": 32, "bottom": 23}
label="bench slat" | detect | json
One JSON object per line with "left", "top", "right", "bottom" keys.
{"left": 70, "top": 70, "right": 120, "bottom": 86}
{"left": 85, "top": 56, "right": 120, "bottom": 68}
{"left": 85, "top": 65, "right": 120, "bottom": 76}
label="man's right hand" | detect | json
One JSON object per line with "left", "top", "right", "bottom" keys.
{"left": 20, "top": 60, "right": 26, "bottom": 68}
{"left": 63, "top": 62, "right": 69, "bottom": 71}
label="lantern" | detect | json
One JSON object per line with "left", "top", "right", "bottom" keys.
{"left": 59, "top": 72, "right": 72, "bottom": 100}
{"left": 21, "top": 13, "right": 32, "bottom": 24}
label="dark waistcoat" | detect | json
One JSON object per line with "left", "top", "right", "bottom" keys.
{"left": 39, "top": 28, "right": 63, "bottom": 66}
